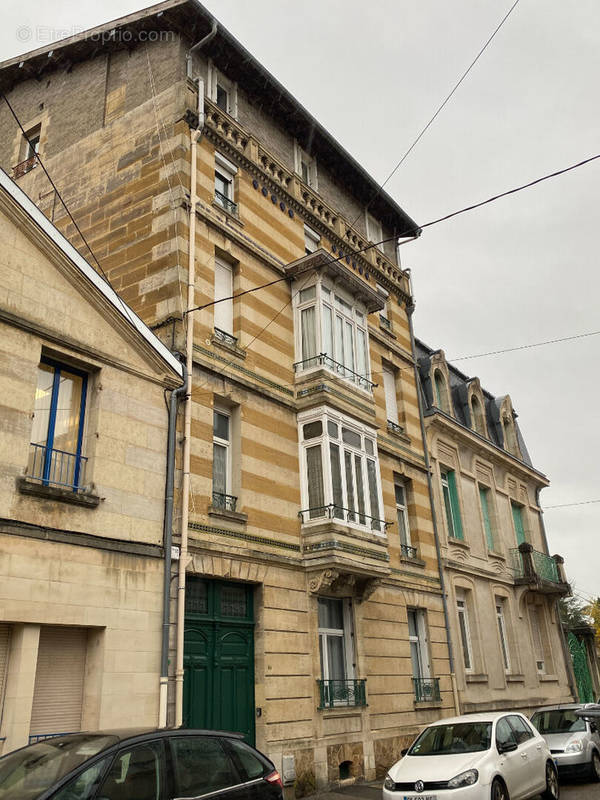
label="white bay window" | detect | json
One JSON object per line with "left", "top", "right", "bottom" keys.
{"left": 299, "top": 407, "right": 385, "bottom": 532}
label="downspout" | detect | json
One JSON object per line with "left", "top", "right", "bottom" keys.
{"left": 159, "top": 362, "right": 187, "bottom": 728}
{"left": 186, "top": 21, "right": 218, "bottom": 79}
{"left": 536, "top": 486, "right": 579, "bottom": 702}
{"left": 175, "top": 29, "right": 213, "bottom": 725}
{"left": 405, "top": 271, "right": 461, "bottom": 715}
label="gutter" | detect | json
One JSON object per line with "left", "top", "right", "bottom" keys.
{"left": 406, "top": 272, "right": 460, "bottom": 715}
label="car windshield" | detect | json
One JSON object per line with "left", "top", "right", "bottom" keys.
{"left": 0, "top": 734, "right": 118, "bottom": 800}
{"left": 408, "top": 722, "right": 492, "bottom": 756}
{"left": 531, "top": 709, "right": 586, "bottom": 735}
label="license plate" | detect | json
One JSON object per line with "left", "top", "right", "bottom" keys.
{"left": 403, "top": 796, "right": 436, "bottom": 800}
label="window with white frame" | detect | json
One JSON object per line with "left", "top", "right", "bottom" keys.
{"left": 295, "top": 142, "right": 317, "bottom": 189}
{"left": 304, "top": 224, "right": 321, "bottom": 255}
{"left": 407, "top": 609, "right": 430, "bottom": 681}
{"left": 495, "top": 598, "right": 511, "bottom": 673}
{"left": 376, "top": 284, "right": 391, "bottom": 328}
{"left": 456, "top": 590, "right": 474, "bottom": 672}
{"left": 395, "top": 480, "right": 414, "bottom": 557}
{"left": 214, "top": 152, "right": 237, "bottom": 215}
{"left": 382, "top": 365, "right": 399, "bottom": 424}
{"left": 212, "top": 408, "right": 232, "bottom": 506}
{"left": 299, "top": 407, "right": 384, "bottom": 532}
{"left": 294, "top": 277, "right": 371, "bottom": 390}
{"left": 366, "top": 212, "right": 383, "bottom": 251}
{"left": 207, "top": 62, "right": 238, "bottom": 118}
{"left": 318, "top": 597, "right": 354, "bottom": 683}
{"left": 214, "top": 258, "right": 234, "bottom": 339}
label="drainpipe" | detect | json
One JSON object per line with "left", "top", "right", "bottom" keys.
{"left": 159, "top": 363, "right": 187, "bottom": 728}
{"left": 186, "top": 20, "right": 218, "bottom": 79}
{"left": 174, "top": 55, "right": 208, "bottom": 727}
{"left": 405, "top": 271, "right": 461, "bottom": 715}
{"left": 536, "top": 487, "right": 579, "bottom": 702}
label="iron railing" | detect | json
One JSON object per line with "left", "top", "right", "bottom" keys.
{"left": 212, "top": 492, "right": 238, "bottom": 513}
{"left": 317, "top": 678, "right": 367, "bottom": 709}
{"left": 400, "top": 543, "right": 418, "bottom": 560}
{"left": 13, "top": 155, "right": 38, "bottom": 178}
{"left": 293, "top": 353, "right": 376, "bottom": 392}
{"left": 28, "top": 443, "right": 87, "bottom": 492}
{"left": 298, "top": 503, "right": 388, "bottom": 532}
{"left": 29, "top": 732, "right": 72, "bottom": 744}
{"left": 215, "top": 190, "right": 238, "bottom": 216}
{"left": 213, "top": 327, "right": 238, "bottom": 347}
{"left": 387, "top": 420, "right": 404, "bottom": 436}
{"left": 509, "top": 548, "right": 560, "bottom": 583}
{"left": 413, "top": 677, "right": 441, "bottom": 702}
{"left": 379, "top": 315, "right": 392, "bottom": 332}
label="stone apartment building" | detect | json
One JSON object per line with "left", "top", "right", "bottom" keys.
{"left": 415, "top": 340, "right": 575, "bottom": 714}
{"left": 0, "top": 0, "right": 458, "bottom": 788}
{"left": 0, "top": 167, "right": 183, "bottom": 753}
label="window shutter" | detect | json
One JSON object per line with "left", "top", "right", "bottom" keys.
{"left": 382, "top": 367, "right": 399, "bottom": 422}
{"left": 447, "top": 471, "right": 464, "bottom": 540}
{"left": 29, "top": 626, "right": 87, "bottom": 737}
{"left": 512, "top": 503, "right": 526, "bottom": 545}
{"left": 214, "top": 260, "right": 233, "bottom": 334}
{"left": 479, "top": 487, "right": 494, "bottom": 550}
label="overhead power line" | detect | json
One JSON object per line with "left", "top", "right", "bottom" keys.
{"left": 452, "top": 329, "right": 600, "bottom": 362}
{"left": 545, "top": 499, "right": 600, "bottom": 510}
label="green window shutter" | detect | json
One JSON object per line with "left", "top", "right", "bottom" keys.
{"left": 447, "top": 470, "right": 464, "bottom": 540}
{"left": 511, "top": 503, "right": 526, "bottom": 545}
{"left": 479, "top": 487, "right": 494, "bottom": 550}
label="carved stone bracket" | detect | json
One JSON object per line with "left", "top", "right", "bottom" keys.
{"left": 308, "top": 569, "right": 381, "bottom": 602}
{"left": 308, "top": 569, "right": 340, "bottom": 594}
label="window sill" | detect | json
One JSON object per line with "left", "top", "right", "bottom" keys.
{"left": 448, "top": 536, "right": 469, "bottom": 549}
{"left": 466, "top": 673, "right": 489, "bottom": 684}
{"left": 399, "top": 554, "right": 426, "bottom": 568}
{"left": 539, "top": 673, "right": 559, "bottom": 683}
{"left": 210, "top": 332, "right": 246, "bottom": 360}
{"left": 506, "top": 673, "right": 525, "bottom": 683}
{"left": 17, "top": 476, "right": 100, "bottom": 508}
{"left": 208, "top": 504, "right": 248, "bottom": 525}
{"left": 414, "top": 699, "right": 443, "bottom": 710}
{"left": 212, "top": 201, "right": 243, "bottom": 227}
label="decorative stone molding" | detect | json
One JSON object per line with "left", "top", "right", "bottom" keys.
{"left": 309, "top": 569, "right": 340, "bottom": 594}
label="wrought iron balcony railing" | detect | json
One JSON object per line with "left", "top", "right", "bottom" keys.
{"left": 413, "top": 677, "right": 441, "bottom": 702}
{"left": 213, "top": 327, "right": 238, "bottom": 347}
{"left": 13, "top": 155, "right": 38, "bottom": 179}
{"left": 400, "top": 543, "right": 418, "bottom": 560}
{"left": 214, "top": 189, "right": 238, "bottom": 216}
{"left": 510, "top": 546, "right": 559, "bottom": 582}
{"left": 298, "top": 503, "right": 388, "bottom": 532}
{"left": 379, "top": 315, "right": 392, "bottom": 332}
{"left": 212, "top": 492, "right": 238, "bottom": 513}
{"left": 28, "top": 443, "right": 87, "bottom": 493}
{"left": 293, "top": 352, "right": 376, "bottom": 392}
{"left": 387, "top": 420, "right": 404, "bottom": 436}
{"left": 317, "top": 678, "right": 367, "bottom": 709}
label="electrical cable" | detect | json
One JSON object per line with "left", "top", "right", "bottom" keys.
{"left": 545, "top": 499, "right": 600, "bottom": 510}
{"left": 451, "top": 330, "right": 600, "bottom": 362}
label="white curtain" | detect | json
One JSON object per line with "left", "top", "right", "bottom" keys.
{"left": 301, "top": 307, "right": 317, "bottom": 363}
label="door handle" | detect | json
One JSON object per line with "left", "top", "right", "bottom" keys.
{"left": 520, "top": 753, "right": 528, "bottom": 759}
{"left": 536, "top": 745, "right": 542, "bottom": 750}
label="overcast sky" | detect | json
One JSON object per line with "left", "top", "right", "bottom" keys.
{"left": 2, "top": 0, "right": 598, "bottom": 601}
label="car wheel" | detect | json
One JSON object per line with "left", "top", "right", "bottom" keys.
{"left": 541, "top": 762, "right": 559, "bottom": 799}
{"left": 590, "top": 750, "right": 600, "bottom": 782}
{"left": 491, "top": 778, "right": 509, "bottom": 800}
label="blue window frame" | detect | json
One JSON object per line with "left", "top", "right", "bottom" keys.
{"left": 28, "top": 357, "right": 88, "bottom": 492}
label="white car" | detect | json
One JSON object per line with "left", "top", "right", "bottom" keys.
{"left": 382, "top": 712, "right": 558, "bottom": 800}
{"left": 531, "top": 704, "right": 600, "bottom": 780}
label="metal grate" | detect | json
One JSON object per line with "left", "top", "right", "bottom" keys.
{"left": 220, "top": 585, "right": 248, "bottom": 617}
{"left": 28, "top": 443, "right": 87, "bottom": 492}
{"left": 413, "top": 677, "right": 441, "bottom": 702}
{"left": 298, "top": 503, "right": 388, "bottom": 532}
{"left": 213, "top": 327, "right": 238, "bottom": 348}
{"left": 400, "top": 544, "right": 418, "bottom": 560}
{"left": 293, "top": 353, "right": 376, "bottom": 392}
{"left": 212, "top": 492, "right": 238, "bottom": 513}
{"left": 186, "top": 579, "right": 208, "bottom": 614}
{"left": 317, "top": 679, "right": 367, "bottom": 709}
{"left": 215, "top": 190, "right": 238, "bottom": 216}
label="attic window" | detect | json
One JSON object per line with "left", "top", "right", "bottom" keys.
{"left": 295, "top": 142, "right": 317, "bottom": 189}
{"left": 433, "top": 369, "right": 451, "bottom": 415}
{"left": 208, "top": 62, "right": 238, "bottom": 118}
{"left": 470, "top": 394, "right": 486, "bottom": 436}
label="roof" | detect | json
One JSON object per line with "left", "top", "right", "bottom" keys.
{"left": 0, "top": 0, "right": 419, "bottom": 238}
{"left": 0, "top": 168, "right": 183, "bottom": 378}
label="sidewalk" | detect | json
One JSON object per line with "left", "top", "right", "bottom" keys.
{"left": 306, "top": 779, "right": 382, "bottom": 800}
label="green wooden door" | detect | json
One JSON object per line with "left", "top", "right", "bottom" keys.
{"left": 184, "top": 579, "right": 255, "bottom": 744}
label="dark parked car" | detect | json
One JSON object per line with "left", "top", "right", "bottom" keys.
{"left": 0, "top": 728, "right": 284, "bottom": 800}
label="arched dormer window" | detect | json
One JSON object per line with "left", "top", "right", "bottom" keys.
{"left": 470, "top": 395, "right": 486, "bottom": 436}
{"left": 433, "top": 369, "right": 450, "bottom": 414}
{"left": 502, "top": 415, "right": 519, "bottom": 457}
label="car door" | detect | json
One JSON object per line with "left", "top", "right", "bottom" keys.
{"left": 508, "top": 714, "right": 546, "bottom": 797}
{"left": 495, "top": 716, "right": 527, "bottom": 800}
{"left": 168, "top": 734, "right": 248, "bottom": 800}
{"left": 94, "top": 740, "right": 167, "bottom": 800}
{"left": 224, "top": 738, "right": 282, "bottom": 800}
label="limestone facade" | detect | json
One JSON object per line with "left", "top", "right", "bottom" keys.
{"left": 416, "top": 341, "right": 575, "bottom": 715}
{"left": 0, "top": 169, "right": 182, "bottom": 753}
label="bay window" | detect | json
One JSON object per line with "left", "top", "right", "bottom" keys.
{"left": 299, "top": 407, "right": 385, "bottom": 532}
{"left": 294, "top": 278, "right": 372, "bottom": 391}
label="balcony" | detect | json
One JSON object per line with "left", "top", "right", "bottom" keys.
{"left": 387, "top": 420, "right": 405, "bottom": 436}
{"left": 13, "top": 155, "right": 38, "bottom": 179}
{"left": 213, "top": 327, "right": 238, "bottom": 348}
{"left": 299, "top": 503, "right": 387, "bottom": 533}
{"left": 28, "top": 443, "right": 87, "bottom": 492}
{"left": 212, "top": 492, "right": 238, "bottom": 513}
{"left": 317, "top": 678, "right": 367, "bottom": 709}
{"left": 294, "top": 353, "right": 376, "bottom": 393}
{"left": 400, "top": 543, "right": 418, "bottom": 560}
{"left": 509, "top": 543, "right": 570, "bottom": 596}
{"left": 379, "top": 314, "right": 392, "bottom": 333}
{"left": 413, "top": 677, "right": 441, "bottom": 703}
{"left": 214, "top": 189, "right": 238, "bottom": 216}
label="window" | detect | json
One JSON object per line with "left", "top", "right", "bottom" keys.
{"left": 479, "top": 486, "right": 495, "bottom": 551}
{"left": 441, "top": 468, "right": 463, "bottom": 540}
{"left": 456, "top": 590, "right": 474, "bottom": 672}
{"left": 96, "top": 743, "right": 163, "bottom": 800}
{"left": 52, "top": 756, "right": 112, "bottom": 800}
{"left": 511, "top": 501, "right": 526, "bottom": 545}
{"left": 495, "top": 599, "right": 511, "bottom": 672}
{"left": 214, "top": 258, "right": 234, "bottom": 339}
{"left": 470, "top": 394, "right": 486, "bottom": 435}
{"left": 25, "top": 125, "right": 41, "bottom": 160}
{"left": 214, "top": 152, "right": 237, "bottom": 215}
{"left": 295, "top": 278, "right": 371, "bottom": 390}
{"left": 382, "top": 366, "right": 399, "bottom": 424}
{"left": 502, "top": 414, "right": 520, "bottom": 456}
{"left": 318, "top": 597, "right": 354, "bottom": 683}
{"left": 495, "top": 717, "right": 517, "bottom": 751}
{"left": 507, "top": 715, "right": 534, "bottom": 744}
{"left": 304, "top": 224, "right": 321, "bottom": 255}
{"left": 28, "top": 357, "right": 88, "bottom": 492}
{"left": 171, "top": 736, "right": 240, "bottom": 797}
{"left": 366, "top": 212, "right": 383, "bottom": 251}
{"left": 395, "top": 480, "right": 414, "bottom": 558}
{"left": 433, "top": 369, "right": 450, "bottom": 414}
{"left": 213, "top": 408, "right": 232, "bottom": 509}
{"left": 227, "top": 739, "right": 268, "bottom": 780}
{"left": 295, "top": 142, "right": 317, "bottom": 188}
{"left": 208, "top": 63, "right": 238, "bottom": 118}
{"left": 528, "top": 605, "right": 551, "bottom": 675}
{"left": 299, "top": 408, "right": 384, "bottom": 532}
{"left": 407, "top": 609, "right": 430, "bottom": 681}
{"left": 376, "top": 284, "right": 391, "bottom": 329}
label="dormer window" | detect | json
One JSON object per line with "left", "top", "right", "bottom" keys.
{"left": 207, "top": 63, "right": 238, "bottom": 118}
{"left": 470, "top": 394, "right": 486, "bottom": 436}
{"left": 295, "top": 142, "right": 317, "bottom": 189}
{"left": 433, "top": 369, "right": 451, "bottom": 414}
{"left": 366, "top": 212, "right": 383, "bottom": 252}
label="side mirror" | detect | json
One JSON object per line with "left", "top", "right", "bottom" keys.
{"left": 400, "top": 748, "right": 409, "bottom": 756}
{"left": 498, "top": 741, "right": 518, "bottom": 754}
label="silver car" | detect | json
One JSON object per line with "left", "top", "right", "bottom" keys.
{"left": 531, "top": 704, "right": 600, "bottom": 781}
